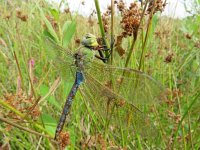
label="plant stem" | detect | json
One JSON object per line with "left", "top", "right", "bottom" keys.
{"left": 110, "top": 0, "right": 115, "bottom": 65}
{"left": 16, "top": 24, "right": 37, "bottom": 99}
{"left": 172, "top": 91, "right": 200, "bottom": 149}
{"left": 124, "top": 0, "right": 149, "bottom": 68}
{"left": 94, "top": 0, "right": 110, "bottom": 59}
{"left": 0, "top": 116, "right": 51, "bottom": 139}
{"left": 138, "top": 0, "right": 156, "bottom": 71}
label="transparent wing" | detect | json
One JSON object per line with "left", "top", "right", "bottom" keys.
{"left": 88, "top": 62, "right": 164, "bottom": 105}
{"left": 45, "top": 37, "right": 75, "bottom": 57}
{"left": 44, "top": 38, "right": 76, "bottom": 80}
{"left": 80, "top": 64, "right": 164, "bottom": 147}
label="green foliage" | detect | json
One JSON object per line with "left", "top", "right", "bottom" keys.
{"left": 39, "top": 6, "right": 59, "bottom": 43}
{"left": 41, "top": 113, "right": 57, "bottom": 135}
{"left": 62, "top": 20, "right": 76, "bottom": 47}
{"left": 40, "top": 6, "right": 76, "bottom": 47}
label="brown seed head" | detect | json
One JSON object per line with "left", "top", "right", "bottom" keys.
{"left": 172, "top": 88, "right": 183, "bottom": 99}
{"left": 164, "top": 53, "right": 174, "bottom": 63}
{"left": 4, "top": 13, "right": 11, "bottom": 20}
{"left": 59, "top": 132, "right": 70, "bottom": 149}
{"left": 16, "top": 7, "right": 22, "bottom": 17}
{"left": 20, "top": 14, "right": 28, "bottom": 22}
{"left": 120, "top": 2, "right": 141, "bottom": 37}
{"left": 117, "top": 0, "right": 125, "bottom": 12}
{"left": 3, "top": 91, "right": 40, "bottom": 120}
{"left": 97, "top": 134, "right": 106, "bottom": 150}
{"left": 81, "top": 1, "right": 85, "bottom": 5}
{"left": 16, "top": 8, "right": 28, "bottom": 22}
{"left": 185, "top": 33, "right": 192, "bottom": 39}
{"left": 64, "top": 8, "right": 70, "bottom": 14}
{"left": 75, "top": 38, "right": 80, "bottom": 44}
{"left": 115, "top": 35, "right": 125, "bottom": 57}
{"left": 147, "top": 0, "right": 166, "bottom": 14}
{"left": 102, "top": 6, "right": 111, "bottom": 33}
{"left": 117, "top": 99, "right": 126, "bottom": 107}
{"left": 194, "top": 41, "right": 200, "bottom": 48}
{"left": 104, "top": 80, "right": 112, "bottom": 89}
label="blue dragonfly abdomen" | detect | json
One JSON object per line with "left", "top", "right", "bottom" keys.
{"left": 54, "top": 71, "right": 84, "bottom": 140}
{"left": 54, "top": 46, "right": 94, "bottom": 140}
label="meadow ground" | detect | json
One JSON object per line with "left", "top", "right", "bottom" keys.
{"left": 0, "top": 0, "right": 199, "bottom": 149}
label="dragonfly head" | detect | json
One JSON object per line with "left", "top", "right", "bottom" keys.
{"left": 81, "top": 33, "right": 98, "bottom": 48}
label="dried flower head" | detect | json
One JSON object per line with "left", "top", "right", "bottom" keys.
{"left": 172, "top": 88, "right": 183, "bottom": 99}
{"left": 97, "top": 134, "right": 106, "bottom": 149}
{"left": 117, "top": 99, "right": 126, "bottom": 107}
{"left": 147, "top": 0, "right": 166, "bottom": 14}
{"left": 16, "top": 8, "right": 28, "bottom": 22}
{"left": 3, "top": 91, "right": 40, "bottom": 120}
{"left": 4, "top": 13, "right": 11, "bottom": 20}
{"left": 81, "top": 1, "right": 85, "bottom": 5}
{"left": 20, "top": 14, "right": 28, "bottom": 21}
{"left": 120, "top": 2, "right": 141, "bottom": 37}
{"left": 164, "top": 53, "right": 174, "bottom": 63}
{"left": 194, "top": 41, "right": 200, "bottom": 48}
{"left": 116, "top": 0, "right": 126, "bottom": 13}
{"left": 114, "top": 0, "right": 118, "bottom": 4}
{"left": 104, "top": 80, "right": 112, "bottom": 89}
{"left": 58, "top": 132, "right": 70, "bottom": 149}
{"left": 16, "top": 7, "right": 22, "bottom": 17}
{"left": 102, "top": 6, "right": 111, "bottom": 33}
{"left": 115, "top": 35, "right": 125, "bottom": 57}
{"left": 64, "top": 8, "right": 70, "bottom": 14}
{"left": 75, "top": 38, "right": 81, "bottom": 46}
{"left": 185, "top": 33, "right": 192, "bottom": 39}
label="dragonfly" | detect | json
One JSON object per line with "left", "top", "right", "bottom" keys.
{"left": 46, "top": 33, "right": 164, "bottom": 146}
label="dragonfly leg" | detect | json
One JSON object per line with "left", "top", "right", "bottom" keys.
{"left": 95, "top": 54, "right": 108, "bottom": 62}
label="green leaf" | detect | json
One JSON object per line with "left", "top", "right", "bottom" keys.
{"left": 48, "top": 96, "right": 61, "bottom": 110}
{"left": 62, "top": 20, "right": 76, "bottom": 47}
{"left": 41, "top": 113, "right": 57, "bottom": 135}
{"left": 69, "top": 126, "right": 76, "bottom": 147}
{"left": 40, "top": 84, "right": 49, "bottom": 96}
{"left": 50, "top": 8, "right": 60, "bottom": 21}
{"left": 43, "top": 29, "right": 56, "bottom": 42}
{"left": 193, "top": 15, "right": 200, "bottom": 34}
{"left": 38, "top": 7, "right": 59, "bottom": 42}
{"left": 62, "top": 21, "right": 71, "bottom": 33}
{"left": 146, "top": 15, "right": 158, "bottom": 47}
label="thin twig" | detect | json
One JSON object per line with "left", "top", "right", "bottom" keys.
{"left": 0, "top": 116, "right": 52, "bottom": 139}
{"left": 13, "top": 51, "right": 25, "bottom": 89}
{"left": 15, "top": 24, "right": 37, "bottom": 99}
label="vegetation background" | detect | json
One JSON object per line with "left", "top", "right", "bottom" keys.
{"left": 0, "top": 0, "right": 199, "bottom": 149}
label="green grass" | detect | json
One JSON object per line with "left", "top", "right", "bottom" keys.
{"left": 0, "top": 0, "right": 200, "bottom": 149}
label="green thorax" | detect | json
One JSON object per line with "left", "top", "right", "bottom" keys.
{"left": 75, "top": 46, "right": 95, "bottom": 71}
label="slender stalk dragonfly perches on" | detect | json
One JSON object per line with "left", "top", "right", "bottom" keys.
{"left": 46, "top": 33, "right": 164, "bottom": 145}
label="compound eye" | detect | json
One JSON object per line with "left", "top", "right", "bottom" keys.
{"left": 85, "top": 34, "right": 90, "bottom": 39}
